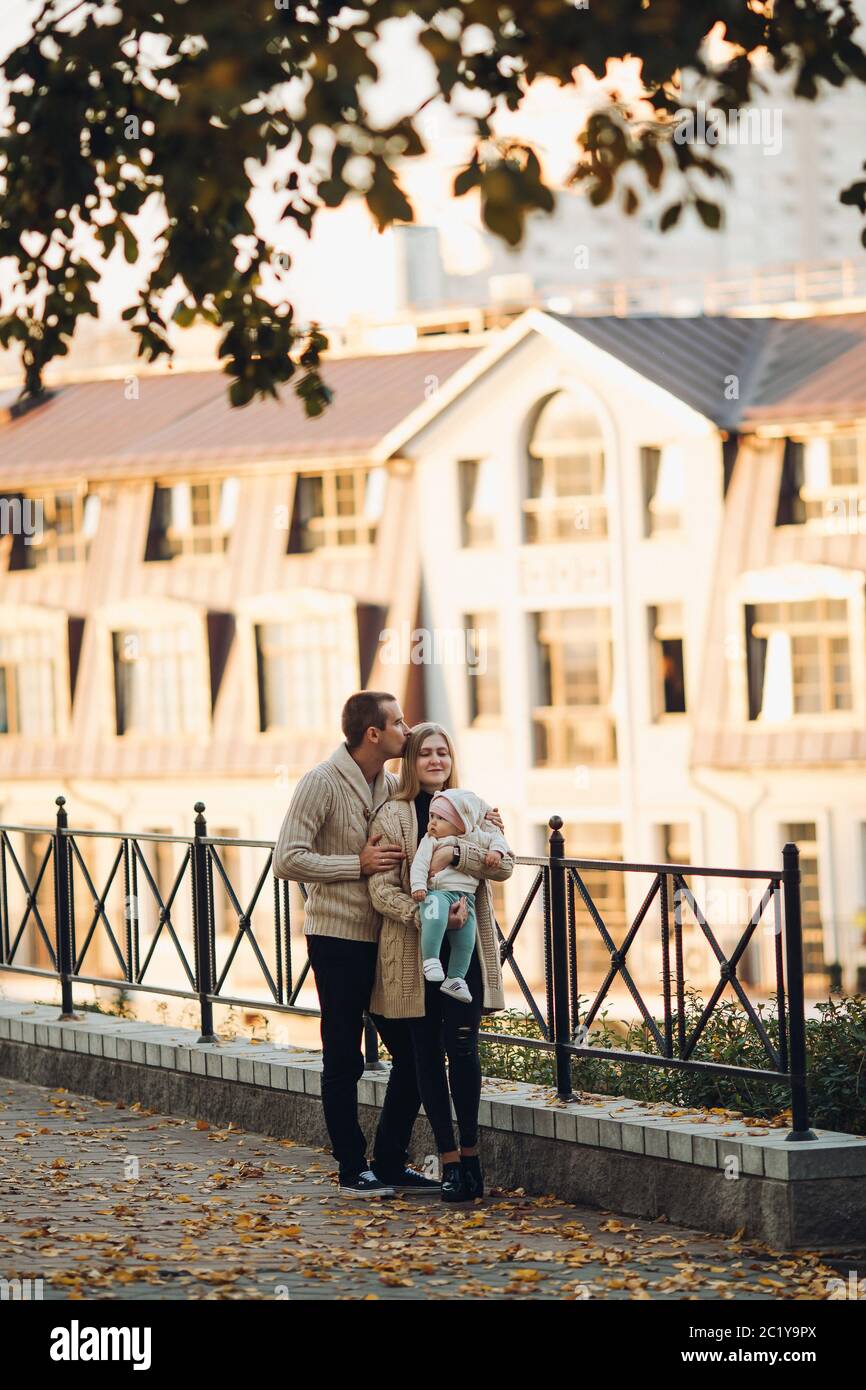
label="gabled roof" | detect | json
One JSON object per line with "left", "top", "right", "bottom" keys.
{"left": 382, "top": 308, "right": 866, "bottom": 460}
{"left": 742, "top": 313, "right": 866, "bottom": 424}
{"left": 0, "top": 347, "right": 478, "bottom": 484}
{"left": 3, "top": 309, "right": 866, "bottom": 489}
{"left": 548, "top": 313, "right": 771, "bottom": 430}
{"left": 552, "top": 311, "right": 866, "bottom": 429}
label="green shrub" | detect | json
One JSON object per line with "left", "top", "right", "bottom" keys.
{"left": 480, "top": 992, "right": 866, "bottom": 1136}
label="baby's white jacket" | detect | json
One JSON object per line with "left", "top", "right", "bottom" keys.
{"left": 410, "top": 823, "right": 510, "bottom": 897}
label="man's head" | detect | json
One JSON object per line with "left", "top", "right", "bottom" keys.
{"left": 341, "top": 691, "right": 408, "bottom": 762}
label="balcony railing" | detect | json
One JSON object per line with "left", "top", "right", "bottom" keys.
{"left": 532, "top": 704, "right": 617, "bottom": 767}
{"left": 0, "top": 795, "right": 819, "bottom": 1140}
{"left": 522, "top": 495, "right": 607, "bottom": 543}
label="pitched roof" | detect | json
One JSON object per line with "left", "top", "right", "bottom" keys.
{"left": 742, "top": 313, "right": 866, "bottom": 424}
{"left": 4, "top": 309, "right": 866, "bottom": 489}
{"left": 549, "top": 312, "right": 771, "bottom": 429}
{"left": 0, "top": 347, "right": 478, "bottom": 485}
{"left": 551, "top": 311, "right": 866, "bottom": 429}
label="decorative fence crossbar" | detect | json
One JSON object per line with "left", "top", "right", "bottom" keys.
{"left": 0, "top": 797, "right": 815, "bottom": 1141}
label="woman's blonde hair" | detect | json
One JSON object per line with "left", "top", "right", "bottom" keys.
{"left": 394, "top": 722, "right": 460, "bottom": 801}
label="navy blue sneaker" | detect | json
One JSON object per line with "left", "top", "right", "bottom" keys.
{"left": 372, "top": 1163, "right": 439, "bottom": 1193}
{"left": 338, "top": 1168, "right": 395, "bottom": 1198}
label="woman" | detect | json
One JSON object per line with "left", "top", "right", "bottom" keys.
{"left": 368, "top": 722, "right": 512, "bottom": 1202}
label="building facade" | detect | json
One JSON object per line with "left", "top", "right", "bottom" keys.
{"left": 1, "top": 310, "right": 865, "bottom": 1008}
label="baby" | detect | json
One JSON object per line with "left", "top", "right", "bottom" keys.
{"left": 410, "top": 789, "right": 510, "bottom": 1003}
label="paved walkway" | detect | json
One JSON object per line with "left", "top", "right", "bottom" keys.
{"left": 0, "top": 1077, "right": 851, "bottom": 1300}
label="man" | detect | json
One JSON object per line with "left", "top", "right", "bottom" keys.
{"left": 274, "top": 690, "right": 439, "bottom": 1197}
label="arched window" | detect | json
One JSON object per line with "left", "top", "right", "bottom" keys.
{"left": 524, "top": 389, "right": 607, "bottom": 543}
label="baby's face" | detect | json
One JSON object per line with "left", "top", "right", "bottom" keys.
{"left": 427, "top": 811, "right": 453, "bottom": 839}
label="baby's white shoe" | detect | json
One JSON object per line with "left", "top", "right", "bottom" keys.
{"left": 423, "top": 957, "right": 445, "bottom": 983}
{"left": 440, "top": 977, "right": 472, "bottom": 1003}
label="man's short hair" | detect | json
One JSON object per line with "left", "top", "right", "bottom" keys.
{"left": 341, "top": 691, "right": 397, "bottom": 750}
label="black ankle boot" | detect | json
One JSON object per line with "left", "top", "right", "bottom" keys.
{"left": 461, "top": 1154, "right": 484, "bottom": 1199}
{"left": 440, "top": 1160, "right": 470, "bottom": 1203}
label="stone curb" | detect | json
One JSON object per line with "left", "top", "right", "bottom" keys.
{"left": 2, "top": 1000, "right": 865, "bottom": 1181}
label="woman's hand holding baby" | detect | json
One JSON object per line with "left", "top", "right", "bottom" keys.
{"left": 446, "top": 895, "right": 469, "bottom": 930}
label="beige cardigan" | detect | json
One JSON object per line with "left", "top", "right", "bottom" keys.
{"left": 368, "top": 796, "right": 511, "bottom": 1018}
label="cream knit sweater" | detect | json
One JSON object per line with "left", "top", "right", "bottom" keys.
{"left": 273, "top": 742, "right": 399, "bottom": 942}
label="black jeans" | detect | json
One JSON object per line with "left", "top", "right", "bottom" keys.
{"left": 409, "top": 942, "right": 483, "bottom": 1153}
{"left": 307, "top": 934, "right": 421, "bottom": 1179}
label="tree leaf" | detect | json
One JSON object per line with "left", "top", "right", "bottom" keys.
{"left": 695, "top": 199, "right": 722, "bottom": 229}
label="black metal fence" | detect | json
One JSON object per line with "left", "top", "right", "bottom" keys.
{"left": 0, "top": 797, "right": 815, "bottom": 1141}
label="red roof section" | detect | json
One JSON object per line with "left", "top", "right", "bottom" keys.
{"left": 0, "top": 347, "right": 478, "bottom": 484}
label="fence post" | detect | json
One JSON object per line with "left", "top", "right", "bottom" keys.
{"left": 192, "top": 802, "right": 218, "bottom": 1043}
{"left": 548, "top": 815, "right": 574, "bottom": 1101}
{"left": 54, "top": 795, "right": 75, "bottom": 1019}
{"left": 782, "top": 842, "right": 817, "bottom": 1141}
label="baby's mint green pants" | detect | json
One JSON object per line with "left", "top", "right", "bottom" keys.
{"left": 420, "top": 890, "right": 477, "bottom": 978}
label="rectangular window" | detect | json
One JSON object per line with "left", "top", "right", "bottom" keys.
{"left": 135, "top": 829, "right": 183, "bottom": 945}
{"left": 464, "top": 612, "right": 501, "bottom": 722}
{"left": 649, "top": 604, "right": 687, "bottom": 716}
{"left": 145, "top": 478, "right": 238, "bottom": 561}
{"left": 775, "top": 440, "right": 807, "bottom": 526}
{"left": 458, "top": 459, "right": 497, "bottom": 547}
{"left": 255, "top": 617, "right": 351, "bottom": 733}
{"left": 782, "top": 822, "right": 826, "bottom": 988}
{"left": 829, "top": 435, "right": 860, "bottom": 487}
{"left": 6, "top": 488, "right": 100, "bottom": 570}
{"left": 489, "top": 878, "right": 506, "bottom": 930}
{"left": 112, "top": 626, "right": 198, "bottom": 736}
{"left": 746, "top": 598, "right": 851, "bottom": 718}
{"left": 657, "top": 823, "right": 720, "bottom": 989}
{"left": 532, "top": 608, "right": 616, "bottom": 766}
{"left": 659, "top": 823, "right": 690, "bottom": 865}
{"left": 642, "top": 446, "right": 684, "bottom": 536}
{"left": 208, "top": 829, "right": 241, "bottom": 945}
{"left": 0, "top": 630, "right": 57, "bottom": 736}
{"left": 288, "top": 468, "right": 385, "bottom": 553}
{"left": 24, "top": 832, "right": 55, "bottom": 968}
{"left": 562, "top": 822, "right": 625, "bottom": 981}
{"left": 524, "top": 453, "right": 606, "bottom": 542}
{"left": 778, "top": 432, "right": 866, "bottom": 530}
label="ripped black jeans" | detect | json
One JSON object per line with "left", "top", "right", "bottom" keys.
{"left": 408, "top": 942, "right": 483, "bottom": 1152}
